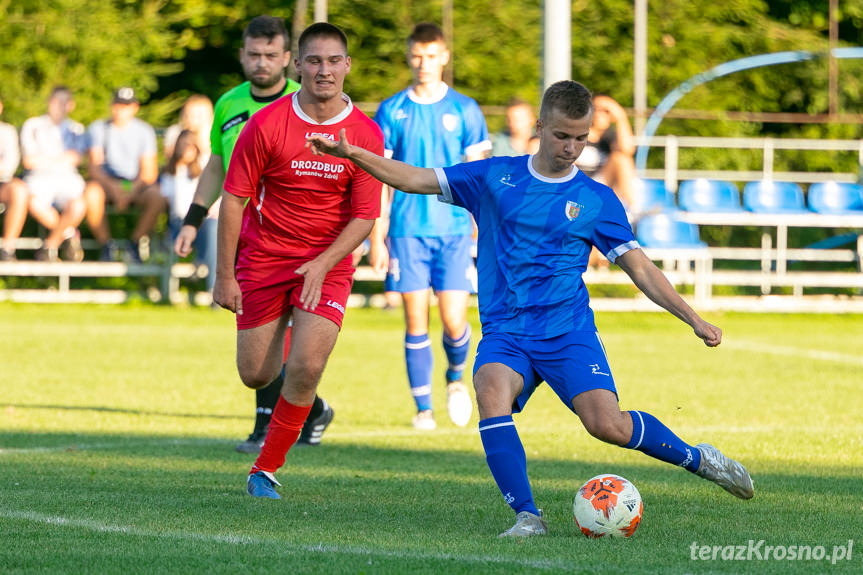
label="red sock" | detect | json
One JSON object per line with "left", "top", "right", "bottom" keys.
{"left": 250, "top": 395, "right": 312, "bottom": 474}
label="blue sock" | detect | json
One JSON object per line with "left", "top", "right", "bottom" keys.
{"left": 479, "top": 415, "right": 538, "bottom": 515}
{"left": 405, "top": 333, "right": 433, "bottom": 412}
{"left": 442, "top": 325, "right": 471, "bottom": 383}
{"left": 625, "top": 410, "right": 701, "bottom": 472}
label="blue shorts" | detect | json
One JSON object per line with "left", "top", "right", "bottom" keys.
{"left": 385, "top": 235, "right": 476, "bottom": 293}
{"left": 473, "top": 330, "right": 618, "bottom": 413}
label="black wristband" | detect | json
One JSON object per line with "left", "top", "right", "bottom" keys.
{"left": 182, "top": 203, "right": 208, "bottom": 229}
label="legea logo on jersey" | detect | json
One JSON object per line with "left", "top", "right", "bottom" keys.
{"left": 305, "top": 131, "right": 335, "bottom": 141}
{"left": 565, "top": 200, "right": 584, "bottom": 221}
{"left": 394, "top": 109, "right": 409, "bottom": 121}
{"left": 325, "top": 300, "right": 345, "bottom": 314}
{"left": 442, "top": 113, "right": 458, "bottom": 132}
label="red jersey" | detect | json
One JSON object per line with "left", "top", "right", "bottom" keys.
{"left": 224, "top": 92, "right": 384, "bottom": 259}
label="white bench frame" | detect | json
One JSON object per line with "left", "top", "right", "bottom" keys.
{"left": 0, "top": 261, "right": 202, "bottom": 304}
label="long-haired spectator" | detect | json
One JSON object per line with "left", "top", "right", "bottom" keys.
{"left": 160, "top": 129, "right": 216, "bottom": 292}
{"left": 162, "top": 129, "right": 202, "bottom": 220}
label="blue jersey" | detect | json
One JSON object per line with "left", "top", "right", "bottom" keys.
{"left": 435, "top": 155, "right": 638, "bottom": 339}
{"left": 375, "top": 84, "right": 491, "bottom": 237}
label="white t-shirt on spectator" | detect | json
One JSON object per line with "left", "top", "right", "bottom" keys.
{"left": 0, "top": 121, "right": 19, "bottom": 183}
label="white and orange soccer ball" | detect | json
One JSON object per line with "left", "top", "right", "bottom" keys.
{"left": 573, "top": 474, "right": 643, "bottom": 538}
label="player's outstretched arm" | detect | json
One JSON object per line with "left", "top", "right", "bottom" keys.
{"left": 615, "top": 248, "right": 722, "bottom": 347}
{"left": 307, "top": 129, "right": 441, "bottom": 195}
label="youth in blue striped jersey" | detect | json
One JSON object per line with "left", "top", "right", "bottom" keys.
{"left": 306, "top": 80, "right": 754, "bottom": 538}
{"left": 371, "top": 23, "right": 492, "bottom": 431}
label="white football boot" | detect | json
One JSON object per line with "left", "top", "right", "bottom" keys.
{"left": 412, "top": 409, "right": 437, "bottom": 430}
{"left": 695, "top": 443, "right": 754, "bottom": 499}
{"left": 498, "top": 510, "right": 548, "bottom": 538}
{"left": 446, "top": 381, "right": 473, "bottom": 427}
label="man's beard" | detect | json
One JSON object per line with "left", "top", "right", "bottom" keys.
{"left": 247, "top": 70, "right": 284, "bottom": 90}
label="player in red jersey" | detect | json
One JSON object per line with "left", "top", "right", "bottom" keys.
{"left": 214, "top": 22, "right": 384, "bottom": 499}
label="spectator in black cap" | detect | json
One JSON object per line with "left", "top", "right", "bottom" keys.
{"left": 85, "top": 86, "right": 163, "bottom": 262}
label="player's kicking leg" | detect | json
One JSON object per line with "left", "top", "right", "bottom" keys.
{"left": 572, "top": 389, "right": 754, "bottom": 499}
{"left": 243, "top": 309, "right": 341, "bottom": 499}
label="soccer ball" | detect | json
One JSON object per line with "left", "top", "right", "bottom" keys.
{"left": 573, "top": 474, "right": 643, "bottom": 538}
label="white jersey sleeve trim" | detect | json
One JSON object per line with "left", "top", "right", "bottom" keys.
{"left": 606, "top": 240, "right": 640, "bottom": 264}
{"left": 434, "top": 167, "right": 453, "bottom": 203}
{"left": 464, "top": 139, "right": 492, "bottom": 158}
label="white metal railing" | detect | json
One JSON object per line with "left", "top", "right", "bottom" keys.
{"left": 635, "top": 135, "right": 863, "bottom": 192}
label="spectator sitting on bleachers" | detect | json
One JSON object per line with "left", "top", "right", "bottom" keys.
{"left": 577, "top": 94, "right": 636, "bottom": 268}
{"left": 160, "top": 129, "right": 217, "bottom": 292}
{"left": 577, "top": 94, "right": 635, "bottom": 209}
{"left": 20, "top": 86, "right": 98, "bottom": 262}
{"left": 162, "top": 94, "right": 213, "bottom": 163}
{"left": 490, "top": 97, "right": 540, "bottom": 157}
{"left": 0, "top": 95, "right": 28, "bottom": 261}
{"left": 86, "top": 87, "right": 162, "bottom": 263}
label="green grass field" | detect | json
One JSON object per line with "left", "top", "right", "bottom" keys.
{"left": 1, "top": 304, "right": 861, "bottom": 574}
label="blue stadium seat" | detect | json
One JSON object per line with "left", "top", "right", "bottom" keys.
{"left": 629, "top": 178, "right": 674, "bottom": 214}
{"left": 636, "top": 213, "right": 707, "bottom": 249}
{"left": 807, "top": 182, "right": 863, "bottom": 214}
{"left": 678, "top": 179, "right": 743, "bottom": 212}
{"left": 742, "top": 180, "right": 808, "bottom": 214}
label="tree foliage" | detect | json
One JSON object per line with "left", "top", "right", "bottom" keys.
{"left": 0, "top": 0, "right": 200, "bottom": 126}
{"left": 0, "top": 0, "right": 861, "bottom": 156}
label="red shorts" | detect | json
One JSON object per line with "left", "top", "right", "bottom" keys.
{"left": 235, "top": 250, "right": 353, "bottom": 331}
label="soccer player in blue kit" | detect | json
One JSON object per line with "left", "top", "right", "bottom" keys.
{"left": 307, "top": 80, "right": 754, "bottom": 538}
{"left": 371, "top": 23, "right": 491, "bottom": 430}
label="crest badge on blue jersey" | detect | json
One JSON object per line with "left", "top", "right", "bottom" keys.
{"left": 565, "top": 200, "right": 584, "bottom": 221}
{"left": 442, "top": 113, "right": 458, "bottom": 132}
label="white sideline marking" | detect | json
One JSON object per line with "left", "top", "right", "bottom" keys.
{"left": 0, "top": 509, "right": 571, "bottom": 571}
{"left": 723, "top": 339, "right": 863, "bottom": 366}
